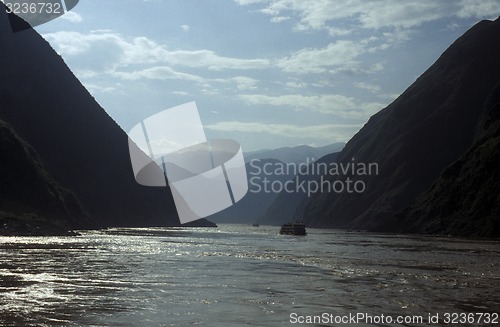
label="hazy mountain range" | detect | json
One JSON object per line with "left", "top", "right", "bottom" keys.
{"left": 244, "top": 143, "right": 344, "bottom": 166}
{"left": 207, "top": 144, "right": 343, "bottom": 224}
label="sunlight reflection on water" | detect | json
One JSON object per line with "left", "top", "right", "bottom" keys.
{"left": 0, "top": 225, "right": 499, "bottom": 326}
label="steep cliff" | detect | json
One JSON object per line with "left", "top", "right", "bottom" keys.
{"left": 0, "top": 8, "right": 179, "bottom": 227}
{"left": 300, "top": 17, "right": 500, "bottom": 234}
{"left": 393, "top": 89, "right": 500, "bottom": 237}
{"left": 0, "top": 119, "right": 94, "bottom": 235}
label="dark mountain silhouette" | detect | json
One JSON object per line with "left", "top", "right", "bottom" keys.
{"left": 0, "top": 119, "right": 94, "bottom": 235}
{"left": 392, "top": 86, "right": 500, "bottom": 237}
{"left": 298, "top": 17, "right": 500, "bottom": 236}
{"left": 0, "top": 8, "right": 191, "bottom": 228}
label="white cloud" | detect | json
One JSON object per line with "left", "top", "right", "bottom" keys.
{"left": 230, "top": 76, "right": 259, "bottom": 90}
{"left": 270, "top": 16, "right": 290, "bottom": 23}
{"left": 162, "top": 49, "right": 270, "bottom": 70}
{"left": 278, "top": 40, "right": 365, "bottom": 74}
{"left": 457, "top": 0, "right": 500, "bottom": 19}
{"left": 330, "top": 62, "right": 384, "bottom": 75}
{"left": 276, "top": 37, "right": 387, "bottom": 76}
{"left": 111, "top": 66, "right": 205, "bottom": 83}
{"left": 328, "top": 28, "right": 352, "bottom": 37}
{"left": 43, "top": 31, "right": 270, "bottom": 71}
{"left": 61, "top": 11, "right": 83, "bottom": 23}
{"left": 234, "top": 0, "right": 500, "bottom": 31}
{"left": 238, "top": 93, "right": 385, "bottom": 119}
{"left": 285, "top": 80, "right": 307, "bottom": 89}
{"left": 206, "top": 121, "right": 363, "bottom": 143}
{"left": 354, "top": 82, "right": 381, "bottom": 94}
{"left": 358, "top": 1, "right": 446, "bottom": 29}
{"left": 181, "top": 24, "right": 190, "bottom": 32}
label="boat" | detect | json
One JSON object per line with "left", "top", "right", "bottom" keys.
{"left": 252, "top": 223, "right": 260, "bottom": 227}
{"left": 280, "top": 222, "right": 307, "bottom": 236}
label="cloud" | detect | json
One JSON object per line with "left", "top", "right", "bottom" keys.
{"left": 61, "top": 11, "right": 83, "bottom": 23}
{"left": 181, "top": 24, "right": 190, "bottom": 31}
{"left": 358, "top": 1, "right": 447, "bottom": 29}
{"left": 328, "top": 28, "right": 352, "bottom": 37}
{"left": 43, "top": 30, "right": 270, "bottom": 71}
{"left": 330, "top": 62, "right": 384, "bottom": 75}
{"left": 276, "top": 37, "right": 390, "bottom": 75}
{"left": 457, "top": 0, "right": 500, "bottom": 19}
{"left": 234, "top": 0, "right": 500, "bottom": 31}
{"left": 270, "top": 16, "right": 290, "bottom": 23}
{"left": 206, "top": 121, "right": 363, "bottom": 143}
{"left": 111, "top": 66, "right": 205, "bottom": 83}
{"left": 354, "top": 82, "right": 381, "bottom": 94}
{"left": 285, "top": 80, "right": 307, "bottom": 89}
{"left": 238, "top": 93, "right": 385, "bottom": 119}
{"left": 278, "top": 40, "right": 365, "bottom": 74}
{"left": 230, "top": 76, "right": 259, "bottom": 90}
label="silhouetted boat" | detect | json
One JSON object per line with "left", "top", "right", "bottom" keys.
{"left": 280, "top": 222, "right": 307, "bottom": 236}
{"left": 252, "top": 223, "right": 260, "bottom": 227}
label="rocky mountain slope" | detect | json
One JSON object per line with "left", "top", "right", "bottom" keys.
{"left": 0, "top": 119, "right": 94, "bottom": 235}
{"left": 0, "top": 8, "right": 181, "bottom": 228}
{"left": 299, "top": 17, "right": 500, "bottom": 236}
{"left": 393, "top": 87, "right": 500, "bottom": 237}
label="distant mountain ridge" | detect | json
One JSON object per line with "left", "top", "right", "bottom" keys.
{"left": 259, "top": 152, "right": 339, "bottom": 226}
{"left": 245, "top": 143, "right": 344, "bottom": 165}
{"left": 296, "top": 17, "right": 500, "bottom": 237}
{"left": 209, "top": 144, "right": 344, "bottom": 225}
{"left": 208, "top": 158, "right": 294, "bottom": 224}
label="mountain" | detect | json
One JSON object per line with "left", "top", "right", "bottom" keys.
{"left": 0, "top": 8, "right": 185, "bottom": 227}
{"left": 207, "top": 144, "right": 343, "bottom": 225}
{"left": 392, "top": 87, "right": 500, "bottom": 237}
{"left": 300, "top": 17, "right": 500, "bottom": 235}
{"left": 207, "top": 158, "right": 296, "bottom": 224}
{"left": 259, "top": 152, "right": 339, "bottom": 226}
{"left": 245, "top": 143, "right": 344, "bottom": 165}
{"left": 0, "top": 119, "right": 94, "bottom": 235}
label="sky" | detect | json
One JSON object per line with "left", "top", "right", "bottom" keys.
{"left": 33, "top": 0, "right": 500, "bottom": 152}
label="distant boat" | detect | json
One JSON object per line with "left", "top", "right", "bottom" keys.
{"left": 280, "top": 222, "right": 307, "bottom": 236}
{"left": 252, "top": 223, "right": 260, "bottom": 227}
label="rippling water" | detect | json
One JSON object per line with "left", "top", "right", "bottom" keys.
{"left": 1, "top": 225, "right": 499, "bottom": 326}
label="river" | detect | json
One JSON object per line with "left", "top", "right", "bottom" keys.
{"left": 1, "top": 225, "right": 499, "bottom": 326}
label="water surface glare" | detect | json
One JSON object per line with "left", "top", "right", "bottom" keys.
{"left": 0, "top": 225, "right": 499, "bottom": 326}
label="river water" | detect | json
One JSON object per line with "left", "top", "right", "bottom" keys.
{"left": 0, "top": 225, "right": 499, "bottom": 326}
